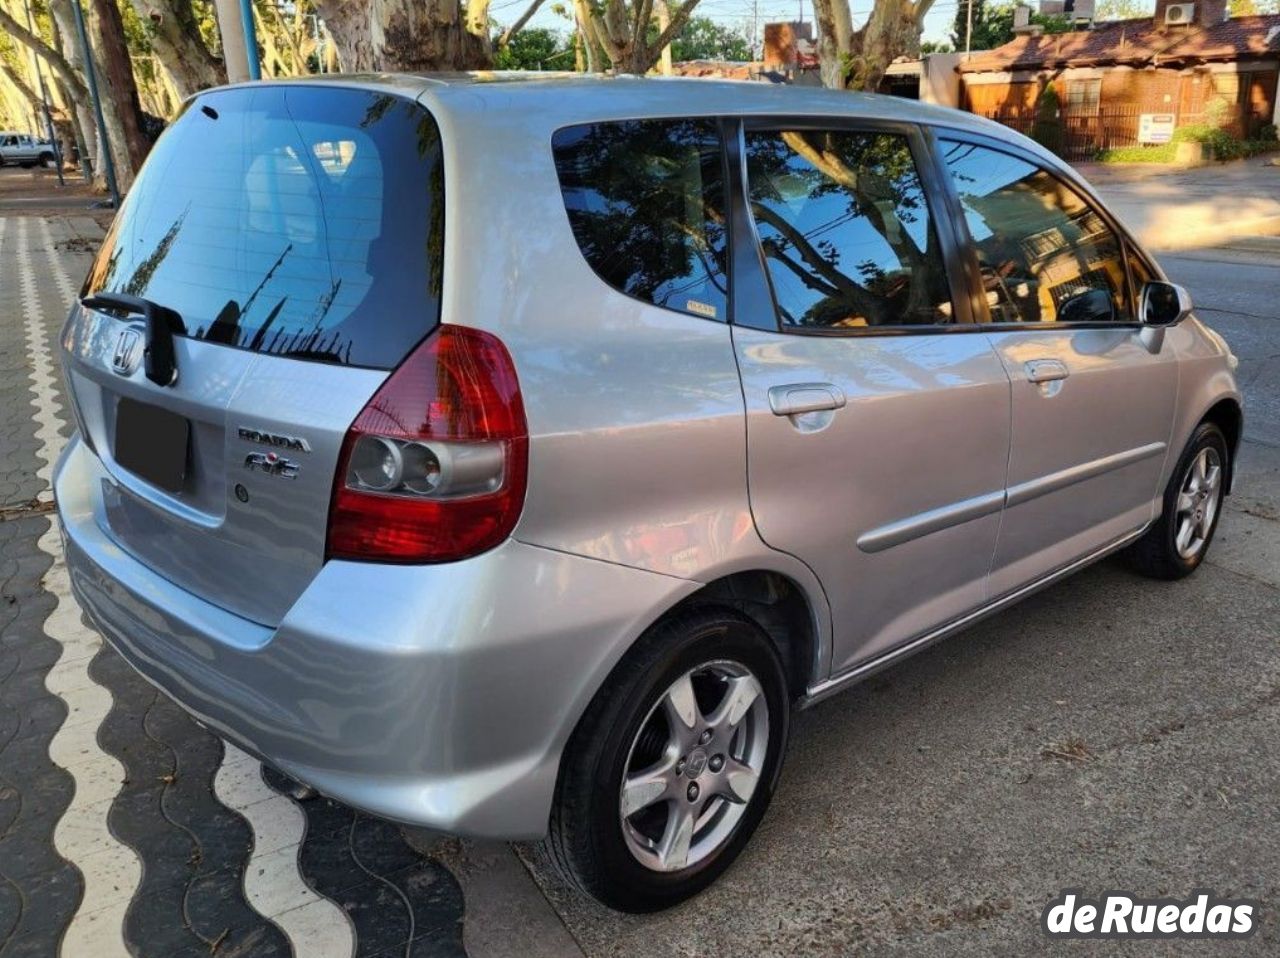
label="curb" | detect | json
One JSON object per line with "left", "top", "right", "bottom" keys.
{"left": 1139, "top": 216, "right": 1280, "bottom": 252}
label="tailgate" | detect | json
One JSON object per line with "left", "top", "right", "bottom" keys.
{"left": 62, "top": 83, "right": 444, "bottom": 626}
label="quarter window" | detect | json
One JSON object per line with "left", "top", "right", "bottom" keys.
{"left": 744, "top": 129, "right": 953, "bottom": 330}
{"left": 551, "top": 120, "right": 728, "bottom": 321}
{"left": 939, "top": 139, "right": 1130, "bottom": 325}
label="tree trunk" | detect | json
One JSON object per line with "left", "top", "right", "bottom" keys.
{"left": 128, "top": 0, "right": 226, "bottom": 98}
{"left": 313, "top": 0, "right": 494, "bottom": 72}
{"left": 91, "top": 0, "right": 150, "bottom": 186}
{"left": 812, "top": 0, "right": 933, "bottom": 92}
{"left": 575, "top": 0, "right": 702, "bottom": 75}
{"left": 656, "top": 0, "right": 673, "bottom": 75}
{"left": 46, "top": 0, "right": 98, "bottom": 180}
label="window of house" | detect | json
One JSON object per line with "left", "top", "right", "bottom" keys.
{"left": 1066, "top": 79, "right": 1101, "bottom": 114}
{"left": 551, "top": 120, "right": 729, "bottom": 321}
{"left": 744, "top": 129, "right": 953, "bottom": 330}
{"left": 1211, "top": 73, "right": 1242, "bottom": 104}
{"left": 939, "top": 139, "right": 1130, "bottom": 325}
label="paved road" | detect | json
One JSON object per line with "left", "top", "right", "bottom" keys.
{"left": 0, "top": 195, "right": 1276, "bottom": 957}
{"left": 1083, "top": 159, "right": 1280, "bottom": 252}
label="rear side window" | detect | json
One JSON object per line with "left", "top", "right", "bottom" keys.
{"left": 745, "top": 129, "right": 952, "bottom": 331}
{"left": 939, "top": 139, "right": 1130, "bottom": 325}
{"left": 552, "top": 120, "right": 728, "bottom": 321}
{"left": 83, "top": 86, "right": 444, "bottom": 369}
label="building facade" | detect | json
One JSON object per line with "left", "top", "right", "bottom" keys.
{"left": 959, "top": 0, "right": 1280, "bottom": 157}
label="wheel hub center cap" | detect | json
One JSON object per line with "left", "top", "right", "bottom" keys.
{"left": 684, "top": 748, "right": 708, "bottom": 778}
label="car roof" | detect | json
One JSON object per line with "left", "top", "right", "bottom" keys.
{"left": 222, "top": 72, "right": 1000, "bottom": 136}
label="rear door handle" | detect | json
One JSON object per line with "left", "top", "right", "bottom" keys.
{"left": 1024, "top": 359, "right": 1069, "bottom": 384}
{"left": 768, "top": 383, "right": 846, "bottom": 417}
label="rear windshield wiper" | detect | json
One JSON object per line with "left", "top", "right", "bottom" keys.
{"left": 81, "top": 292, "right": 186, "bottom": 388}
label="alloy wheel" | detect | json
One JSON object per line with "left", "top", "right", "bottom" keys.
{"left": 619, "top": 660, "right": 770, "bottom": 873}
{"left": 1174, "top": 446, "right": 1223, "bottom": 560}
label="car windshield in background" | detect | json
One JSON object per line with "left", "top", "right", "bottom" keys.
{"left": 82, "top": 85, "right": 444, "bottom": 370}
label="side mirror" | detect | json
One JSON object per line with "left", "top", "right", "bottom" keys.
{"left": 1058, "top": 287, "right": 1116, "bottom": 324}
{"left": 1140, "top": 281, "right": 1192, "bottom": 327}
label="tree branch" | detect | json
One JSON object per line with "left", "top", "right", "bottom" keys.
{"left": 0, "top": 5, "right": 88, "bottom": 102}
{"left": 647, "top": 0, "right": 699, "bottom": 56}
{"left": 498, "top": 0, "right": 547, "bottom": 47}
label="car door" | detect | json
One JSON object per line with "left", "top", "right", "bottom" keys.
{"left": 931, "top": 134, "right": 1178, "bottom": 597}
{"left": 728, "top": 120, "right": 1013, "bottom": 678}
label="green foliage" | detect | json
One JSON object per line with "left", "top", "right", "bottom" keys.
{"left": 952, "top": 0, "right": 1013, "bottom": 51}
{"left": 1095, "top": 0, "right": 1153, "bottom": 19}
{"left": 1229, "top": 0, "right": 1280, "bottom": 14}
{"left": 951, "top": 2, "right": 1081, "bottom": 51}
{"left": 1097, "top": 144, "right": 1175, "bottom": 163}
{"left": 1258, "top": 123, "right": 1279, "bottom": 143}
{"left": 119, "top": 2, "right": 153, "bottom": 57}
{"left": 670, "top": 17, "right": 752, "bottom": 62}
{"left": 1173, "top": 122, "right": 1243, "bottom": 159}
{"left": 1034, "top": 13, "right": 1074, "bottom": 32}
{"left": 1100, "top": 125, "right": 1280, "bottom": 164}
{"left": 1031, "top": 84, "right": 1063, "bottom": 154}
{"left": 1242, "top": 138, "right": 1280, "bottom": 156}
{"left": 493, "top": 27, "right": 572, "bottom": 70}
{"left": 921, "top": 40, "right": 955, "bottom": 54}
{"left": 1203, "top": 96, "right": 1233, "bottom": 125}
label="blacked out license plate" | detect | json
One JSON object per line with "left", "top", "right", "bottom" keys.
{"left": 114, "top": 396, "right": 190, "bottom": 493}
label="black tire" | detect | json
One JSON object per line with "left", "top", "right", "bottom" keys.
{"left": 39, "top": 152, "right": 55, "bottom": 168}
{"left": 545, "top": 606, "right": 789, "bottom": 912}
{"left": 1124, "top": 421, "right": 1228, "bottom": 580}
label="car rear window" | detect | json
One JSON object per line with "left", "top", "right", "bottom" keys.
{"left": 83, "top": 85, "right": 444, "bottom": 369}
{"left": 551, "top": 119, "right": 728, "bottom": 321}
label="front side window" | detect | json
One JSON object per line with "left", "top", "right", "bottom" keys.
{"left": 939, "top": 139, "right": 1130, "bottom": 325}
{"left": 552, "top": 119, "right": 728, "bottom": 321}
{"left": 744, "top": 129, "right": 953, "bottom": 331}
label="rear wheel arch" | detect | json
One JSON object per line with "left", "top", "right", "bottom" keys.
{"left": 649, "top": 570, "right": 820, "bottom": 702}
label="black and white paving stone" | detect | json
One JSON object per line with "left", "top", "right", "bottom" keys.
{"left": 0, "top": 212, "right": 469, "bottom": 958}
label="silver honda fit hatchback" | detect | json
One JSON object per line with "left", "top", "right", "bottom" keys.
{"left": 56, "top": 74, "right": 1241, "bottom": 911}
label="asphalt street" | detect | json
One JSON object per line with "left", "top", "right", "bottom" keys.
{"left": 0, "top": 164, "right": 1276, "bottom": 957}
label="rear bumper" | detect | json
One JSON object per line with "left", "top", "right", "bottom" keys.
{"left": 55, "top": 435, "right": 697, "bottom": 838}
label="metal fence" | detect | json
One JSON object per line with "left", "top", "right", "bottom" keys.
{"left": 976, "top": 103, "right": 1273, "bottom": 161}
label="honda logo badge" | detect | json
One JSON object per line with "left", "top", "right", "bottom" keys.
{"left": 111, "top": 327, "right": 142, "bottom": 376}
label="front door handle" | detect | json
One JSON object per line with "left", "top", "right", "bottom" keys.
{"left": 1024, "top": 359, "right": 1069, "bottom": 384}
{"left": 768, "top": 383, "right": 846, "bottom": 417}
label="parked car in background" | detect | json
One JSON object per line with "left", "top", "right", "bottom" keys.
{"left": 55, "top": 75, "right": 1242, "bottom": 914}
{"left": 0, "top": 131, "right": 56, "bottom": 168}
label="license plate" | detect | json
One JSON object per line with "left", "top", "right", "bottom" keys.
{"left": 114, "top": 397, "right": 190, "bottom": 493}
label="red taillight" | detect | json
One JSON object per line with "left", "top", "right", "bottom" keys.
{"left": 326, "top": 325, "right": 528, "bottom": 563}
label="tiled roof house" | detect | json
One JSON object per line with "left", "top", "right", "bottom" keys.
{"left": 959, "top": 0, "right": 1280, "bottom": 153}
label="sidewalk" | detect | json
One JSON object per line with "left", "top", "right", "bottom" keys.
{"left": 1078, "top": 156, "right": 1280, "bottom": 251}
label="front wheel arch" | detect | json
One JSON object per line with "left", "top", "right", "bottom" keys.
{"left": 1200, "top": 397, "right": 1242, "bottom": 494}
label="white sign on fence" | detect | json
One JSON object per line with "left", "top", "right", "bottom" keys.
{"left": 1138, "top": 113, "right": 1176, "bottom": 144}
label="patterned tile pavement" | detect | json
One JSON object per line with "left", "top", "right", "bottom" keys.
{"left": 0, "top": 212, "right": 468, "bottom": 958}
